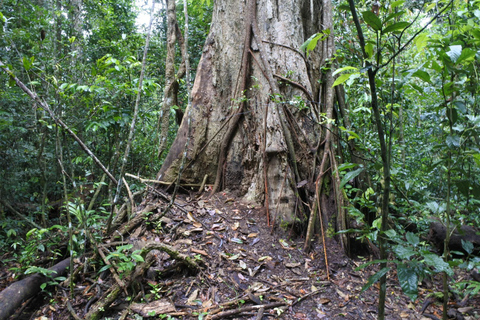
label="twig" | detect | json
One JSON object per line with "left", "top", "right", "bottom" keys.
{"left": 122, "top": 177, "right": 135, "bottom": 218}
{"left": 141, "top": 241, "right": 201, "bottom": 271}
{"left": 208, "top": 302, "right": 286, "bottom": 320}
{"left": 262, "top": 39, "right": 307, "bottom": 66}
{"left": 273, "top": 73, "right": 314, "bottom": 104}
{"left": 97, "top": 246, "right": 128, "bottom": 295}
{"left": 0, "top": 199, "right": 43, "bottom": 229}
{"left": 290, "top": 288, "right": 325, "bottom": 307}
{"left": 378, "top": 0, "right": 455, "bottom": 70}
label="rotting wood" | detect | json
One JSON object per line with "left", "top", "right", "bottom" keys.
{"left": 0, "top": 258, "right": 70, "bottom": 320}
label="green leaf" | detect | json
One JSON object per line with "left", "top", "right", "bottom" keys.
{"left": 393, "top": 244, "right": 416, "bottom": 260}
{"left": 446, "top": 135, "right": 460, "bottom": 148}
{"left": 415, "top": 33, "right": 428, "bottom": 52}
{"left": 360, "top": 267, "right": 390, "bottom": 293}
{"left": 132, "top": 254, "right": 145, "bottom": 262}
{"left": 362, "top": 11, "right": 382, "bottom": 31}
{"left": 453, "top": 100, "right": 467, "bottom": 114}
{"left": 339, "top": 126, "right": 361, "bottom": 140}
{"left": 332, "top": 66, "right": 359, "bottom": 76}
{"left": 22, "top": 56, "right": 34, "bottom": 71}
{"left": 333, "top": 73, "right": 358, "bottom": 87}
{"left": 365, "top": 43, "right": 374, "bottom": 58}
{"left": 382, "top": 21, "right": 409, "bottom": 34}
{"left": 430, "top": 60, "right": 442, "bottom": 73}
{"left": 406, "top": 232, "right": 419, "bottom": 246}
{"left": 456, "top": 48, "right": 476, "bottom": 65}
{"left": 383, "top": 11, "right": 406, "bottom": 24}
{"left": 301, "top": 31, "right": 329, "bottom": 56}
{"left": 340, "top": 167, "right": 364, "bottom": 189}
{"left": 412, "top": 70, "right": 431, "bottom": 83}
{"left": 472, "top": 153, "right": 480, "bottom": 166}
{"left": 409, "top": 82, "right": 424, "bottom": 94}
{"left": 338, "top": 3, "right": 351, "bottom": 10}
{"left": 397, "top": 264, "right": 418, "bottom": 300}
{"left": 424, "top": 254, "right": 454, "bottom": 276}
{"left": 337, "top": 162, "right": 358, "bottom": 172}
{"left": 391, "top": 0, "right": 405, "bottom": 8}
{"left": 462, "top": 240, "right": 474, "bottom": 255}
{"left": 447, "top": 45, "right": 462, "bottom": 63}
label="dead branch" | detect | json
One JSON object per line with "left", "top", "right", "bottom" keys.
{"left": 0, "top": 199, "right": 43, "bottom": 229}
{"left": 207, "top": 302, "right": 286, "bottom": 320}
{"left": 141, "top": 241, "right": 202, "bottom": 271}
{"left": 0, "top": 258, "right": 70, "bottom": 319}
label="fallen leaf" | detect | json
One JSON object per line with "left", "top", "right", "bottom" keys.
{"left": 247, "top": 233, "right": 258, "bottom": 238}
{"left": 230, "top": 238, "right": 243, "bottom": 244}
{"left": 258, "top": 256, "right": 272, "bottom": 262}
{"left": 318, "top": 298, "right": 330, "bottom": 305}
{"left": 211, "top": 223, "right": 225, "bottom": 231}
{"left": 187, "top": 212, "right": 196, "bottom": 222}
{"left": 285, "top": 262, "right": 301, "bottom": 268}
{"left": 336, "top": 288, "right": 349, "bottom": 300}
{"left": 458, "top": 307, "right": 473, "bottom": 313}
{"left": 250, "top": 238, "right": 260, "bottom": 246}
{"left": 297, "top": 180, "right": 308, "bottom": 188}
{"left": 239, "top": 260, "right": 247, "bottom": 269}
{"left": 279, "top": 239, "right": 290, "bottom": 248}
{"left": 187, "top": 289, "right": 199, "bottom": 305}
{"left": 232, "top": 221, "right": 240, "bottom": 230}
{"left": 191, "top": 248, "right": 209, "bottom": 257}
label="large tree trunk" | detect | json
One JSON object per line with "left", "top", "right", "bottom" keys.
{"left": 158, "top": 0, "right": 337, "bottom": 229}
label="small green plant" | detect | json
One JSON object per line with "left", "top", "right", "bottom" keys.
{"left": 148, "top": 283, "right": 163, "bottom": 300}
{"left": 99, "top": 244, "right": 144, "bottom": 278}
{"left": 193, "top": 311, "right": 209, "bottom": 320}
{"left": 23, "top": 266, "right": 66, "bottom": 295}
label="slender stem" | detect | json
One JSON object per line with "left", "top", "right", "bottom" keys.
{"left": 107, "top": 0, "right": 155, "bottom": 232}
{"left": 346, "top": 1, "right": 391, "bottom": 318}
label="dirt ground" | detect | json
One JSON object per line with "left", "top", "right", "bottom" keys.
{"left": 1, "top": 190, "right": 479, "bottom": 320}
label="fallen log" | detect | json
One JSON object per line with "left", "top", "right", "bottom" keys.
{"left": 428, "top": 221, "right": 480, "bottom": 255}
{"left": 0, "top": 258, "right": 70, "bottom": 320}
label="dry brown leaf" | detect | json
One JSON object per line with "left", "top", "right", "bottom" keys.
{"left": 191, "top": 248, "right": 209, "bottom": 256}
{"left": 285, "top": 262, "right": 302, "bottom": 268}
{"left": 187, "top": 289, "right": 199, "bottom": 305}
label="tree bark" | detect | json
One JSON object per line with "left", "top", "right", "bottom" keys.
{"left": 158, "top": 0, "right": 336, "bottom": 226}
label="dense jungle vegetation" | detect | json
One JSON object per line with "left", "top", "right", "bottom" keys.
{"left": 1, "top": 0, "right": 480, "bottom": 319}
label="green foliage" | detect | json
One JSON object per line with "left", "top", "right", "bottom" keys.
{"left": 99, "top": 244, "right": 144, "bottom": 277}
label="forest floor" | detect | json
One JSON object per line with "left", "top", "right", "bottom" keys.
{"left": 1, "top": 190, "right": 479, "bottom": 320}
